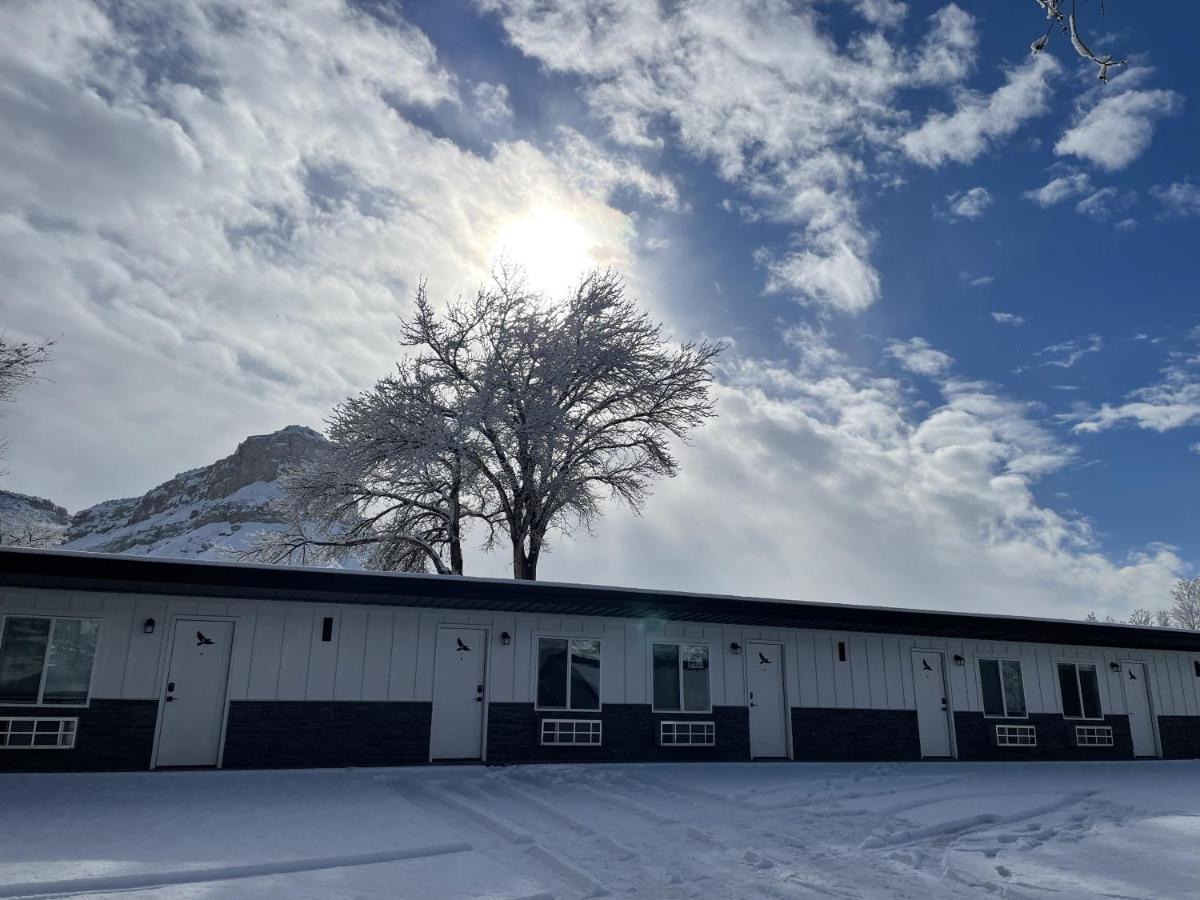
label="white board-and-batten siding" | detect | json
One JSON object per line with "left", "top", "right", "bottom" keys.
{"left": 2, "top": 586, "right": 1199, "bottom": 719}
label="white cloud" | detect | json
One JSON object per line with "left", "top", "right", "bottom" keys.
{"left": 471, "top": 81, "right": 513, "bottom": 125}
{"left": 885, "top": 337, "right": 953, "bottom": 376}
{"left": 1074, "top": 186, "right": 1134, "bottom": 222}
{"left": 1055, "top": 76, "right": 1183, "bottom": 171}
{"left": 532, "top": 336, "right": 1181, "bottom": 619}
{"left": 1190, "top": 442, "right": 1200, "bottom": 455}
{"left": 1023, "top": 172, "right": 1092, "bottom": 207}
{"left": 991, "top": 312, "right": 1024, "bottom": 326}
{"left": 1073, "top": 356, "right": 1200, "bottom": 433}
{"left": 0, "top": 0, "right": 659, "bottom": 508}
{"left": 481, "top": 1, "right": 985, "bottom": 314}
{"left": 1151, "top": 180, "right": 1200, "bottom": 219}
{"left": 1034, "top": 335, "right": 1104, "bottom": 369}
{"left": 901, "top": 54, "right": 1059, "bottom": 167}
{"left": 943, "top": 186, "right": 992, "bottom": 220}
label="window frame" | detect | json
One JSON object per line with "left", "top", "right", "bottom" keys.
{"left": 0, "top": 615, "right": 101, "bottom": 708}
{"left": 977, "top": 657, "right": 1029, "bottom": 720}
{"left": 1057, "top": 661, "right": 1104, "bottom": 721}
{"left": 650, "top": 640, "right": 713, "bottom": 714}
{"left": 533, "top": 634, "right": 603, "bottom": 712}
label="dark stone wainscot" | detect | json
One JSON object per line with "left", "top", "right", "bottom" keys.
{"left": 790, "top": 707, "right": 922, "bottom": 761}
{"left": 221, "top": 700, "right": 432, "bottom": 769}
{"left": 953, "top": 713, "right": 1133, "bottom": 761}
{"left": 0, "top": 700, "right": 158, "bottom": 772}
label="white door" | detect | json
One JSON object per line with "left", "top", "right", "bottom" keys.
{"left": 747, "top": 642, "right": 788, "bottom": 758}
{"left": 911, "top": 650, "right": 953, "bottom": 758}
{"left": 156, "top": 619, "right": 234, "bottom": 767}
{"left": 1122, "top": 662, "right": 1158, "bottom": 757}
{"left": 430, "top": 627, "right": 487, "bottom": 760}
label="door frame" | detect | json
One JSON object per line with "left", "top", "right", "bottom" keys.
{"left": 1119, "top": 659, "right": 1162, "bottom": 758}
{"left": 150, "top": 614, "right": 237, "bottom": 770}
{"left": 744, "top": 640, "right": 792, "bottom": 760}
{"left": 428, "top": 623, "right": 492, "bottom": 763}
{"left": 910, "top": 648, "right": 957, "bottom": 760}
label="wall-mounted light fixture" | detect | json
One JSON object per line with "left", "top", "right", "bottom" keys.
{"left": 499, "top": 631, "right": 512, "bottom": 646}
{"left": 952, "top": 654, "right": 965, "bottom": 666}
{"left": 1110, "top": 662, "right": 1122, "bottom": 673}
{"left": 729, "top": 642, "right": 742, "bottom": 655}
{"left": 143, "top": 618, "right": 156, "bottom": 635}
{"left": 1194, "top": 660, "right": 1200, "bottom": 677}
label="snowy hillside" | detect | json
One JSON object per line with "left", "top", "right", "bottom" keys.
{"left": 60, "top": 425, "right": 326, "bottom": 559}
{"left": 0, "top": 489, "right": 70, "bottom": 548}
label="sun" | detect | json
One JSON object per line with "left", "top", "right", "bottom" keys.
{"left": 491, "top": 206, "right": 599, "bottom": 296}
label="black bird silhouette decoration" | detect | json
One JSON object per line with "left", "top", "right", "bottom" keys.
{"left": 758, "top": 652, "right": 772, "bottom": 665}
{"left": 922, "top": 659, "right": 933, "bottom": 672}
{"left": 1128, "top": 669, "right": 1138, "bottom": 680}
{"left": 196, "top": 631, "right": 214, "bottom": 648}
{"left": 456, "top": 638, "right": 471, "bottom": 652}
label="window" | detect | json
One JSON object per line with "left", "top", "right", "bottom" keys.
{"left": 1057, "top": 662, "right": 1102, "bottom": 720}
{"left": 652, "top": 643, "right": 710, "bottom": 712}
{"left": 0, "top": 717, "right": 78, "bottom": 749}
{"left": 978, "top": 659, "right": 1027, "bottom": 718}
{"left": 541, "top": 719, "right": 602, "bottom": 746}
{"left": 660, "top": 721, "right": 715, "bottom": 746}
{"left": 1074, "top": 725, "right": 1114, "bottom": 747}
{"left": 994, "top": 725, "right": 1036, "bottom": 747}
{"left": 0, "top": 617, "right": 99, "bottom": 706}
{"left": 536, "top": 638, "right": 601, "bottom": 710}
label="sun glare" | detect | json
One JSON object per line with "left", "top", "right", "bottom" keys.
{"left": 491, "top": 207, "right": 599, "bottom": 296}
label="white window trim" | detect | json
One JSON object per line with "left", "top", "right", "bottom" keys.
{"left": 0, "top": 615, "right": 101, "bottom": 709}
{"left": 540, "top": 718, "right": 602, "bottom": 746}
{"left": 0, "top": 716, "right": 78, "bottom": 749}
{"left": 533, "top": 635, "right": 603, "bottom": 713}
{"left": 1057, "top": 661, "right": 1105, "bottom": 721}
{"left": 977, "top": 657, "right": 1029, "bottom": 720}
{"left": 1074, "top": 724, "right": 1114, "bottom": 747}
{"left": 650, "top": 640, "right": 713, "bottom": 714}
{"left": 994, "top": 724, "right": 1037, "bottom": 747}
{"left": 659, "top": 720, "right": 716, "bottom": 747}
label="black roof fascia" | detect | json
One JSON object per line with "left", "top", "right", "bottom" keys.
{"left": 2, "top": 548, "right": 1198, "bottom": 653}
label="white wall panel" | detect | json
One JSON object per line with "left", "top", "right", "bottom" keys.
{"left": 333, "top": 609, "right": 368, "bottom": 701}
{"left": 387, "top": 611, "right": 420, "bottom": 701}
{"left": 122, "top": 597, "right": 169, "bottom": 698}
{"left": 276, "top": 608, "right": 313, "bottom": 700}
{"left": 246, "top": 606, "right": 285, "bottom": 700}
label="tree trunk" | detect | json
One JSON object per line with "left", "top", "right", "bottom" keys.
{"left": 449, "top": 537, "right": 463, "bottom": 575}
{"left": 512, "top": 539, "right": 535, "bottom": 580}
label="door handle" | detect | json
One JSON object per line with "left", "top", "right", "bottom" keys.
{"left": 166, "top": 696, "right": 175, "bottom": 702}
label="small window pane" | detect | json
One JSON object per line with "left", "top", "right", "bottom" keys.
{"left": 569, "top": 640, "right": 601, "bottom": 711}
{"left": 979, "top": 660, "right": 1004, "bottom": 716}
{"left": 42, "top": 620, "right": 100, "bottom": 705}
{"left": 1001, "top": 661, "right": 1026, "bottom": 717}
{"left": 653, "top": 644, "right": 680, "bottom": 711}
{"left": 0, "top": 618, "right": 51, "bottom": 703}
{"left": 1078, "top": 666, "right": 1102, "bottom": 719}
{"left": 537, "top": 638, "right": 568, "bottom": 709}
{"left": 681, "top": 644, "right": 710, "bottom": 712}
{"left": 1058, "top": 664, "right": 1082, "bottom": 718}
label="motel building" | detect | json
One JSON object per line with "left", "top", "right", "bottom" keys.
{"left": 1, "top": 547, "right": 1199, "bottom": 772}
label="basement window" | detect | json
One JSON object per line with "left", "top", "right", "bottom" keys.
{"left": 0, "top": 617, "right": 100, "bottom": 706}
{"left": 660, "top": 720, "right": 715, "bottom": 746}
{"left": 536, "top": 638, "right": 601, "bottom": 711}
{"left": 652, "top": 643, "right": 710, "bottom": 713}
{"left": 1057, "top": 663, "right": 1103, "bottom": 720}
{"left": 0, "top": 717, "right": 78, "bottom": 749}
{"left": 541, "top": 718, "right": 602, "bottom": 746}
{"left": 978, "top": 659, "right": 1027, "bottom": 718}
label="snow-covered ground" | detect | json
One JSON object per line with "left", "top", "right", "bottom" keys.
{"left": 1, "top": 761, "right": 1198, "bottom": 899}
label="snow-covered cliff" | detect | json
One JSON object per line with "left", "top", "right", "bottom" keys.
{"left": 53, "top": 425, "right": 326, "bottom": 559}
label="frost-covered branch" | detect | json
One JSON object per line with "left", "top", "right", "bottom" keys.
{"left": 1030, "top": 0, "right": 1126, "bottom": 82}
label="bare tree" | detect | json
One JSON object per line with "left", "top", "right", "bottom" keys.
{"left": 1169, "top": 576, "right": 1200, "bottom": 630}
{"left": 1154, "top": 608, "right": 1173, "bottom": 628}
{"left": 0, "top": 335, "right": 53, "bottom": 466}
{"left": 401, "top": 268, "right": 723, "bottom": 580}
{"left": 1126, "top": 607, "right": 1153, "bottom": 627}
{"left": 241, "top": 355, "right": 493, "bottom": 574}
{"left": 1030, "top": 1, "right": 1127, "bottom": 82}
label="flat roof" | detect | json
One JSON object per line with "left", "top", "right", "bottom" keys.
{"left": 2, "top": 547, "right": 1198, "bottom": 652}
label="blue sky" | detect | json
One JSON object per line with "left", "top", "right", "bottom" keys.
{"left": 2, "top": 0, "right": 1198, "bottom": 618}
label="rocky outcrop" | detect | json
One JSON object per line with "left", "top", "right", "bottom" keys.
{"left": 61, "top": 426, "right": 326, "bottom": 559}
